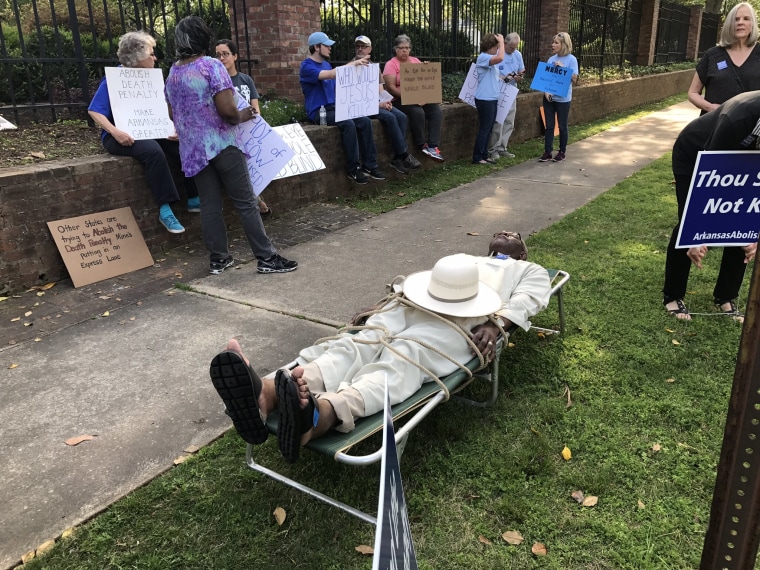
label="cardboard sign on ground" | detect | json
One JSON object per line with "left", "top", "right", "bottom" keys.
{"left": 47, "top": 207, "right": 154, "bottom": 287}
{"left": 400, "top": 62, "right": 442, "bottom": 105}
{"left": 105, "top": 67, "right": 175, "bottom": 140}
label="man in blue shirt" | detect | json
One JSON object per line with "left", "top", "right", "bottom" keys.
{"left": 299, "top": 31, "right": 385, "bottom": 184}
{"left": 488, "top": 32, "right": 525, "bottom": 161}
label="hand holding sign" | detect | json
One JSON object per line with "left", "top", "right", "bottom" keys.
{"left": 530, "top": 62, "right": 573, "bottom": 98}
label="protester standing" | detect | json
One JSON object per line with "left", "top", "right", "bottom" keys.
{"left": 472, "top": 33, "right": 504, "bottom": 164}
{"left": 538, "top": 32, "right": 578, "bottom": 163}
{"left": 488, "top": 32, "right": 524, "bottom": 161}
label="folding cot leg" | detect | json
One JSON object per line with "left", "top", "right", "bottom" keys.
{"left": 245, "top": 443, "right": 377, "bottom": 525}
{"left": 453, "top": 346, "right": 501, "bottom": 408}
{"left": 557, "top": 287, "right": 566, "bottom": 334}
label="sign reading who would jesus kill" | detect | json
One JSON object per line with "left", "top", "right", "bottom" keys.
{"left": 676, "top": 151, "right": 760, "bottom": 248}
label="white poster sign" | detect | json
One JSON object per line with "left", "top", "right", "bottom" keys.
{"left": 457, "top": 63, "right": 519, "bottom": 125}
{"left": 236, "top": 115, "right": 295, "bottom": 196}
{"left": 104, "top": 67, "right": 175, "bottom": 140}
{"left": 272, "top": 124, "right": 326, "bottom": 180}
{"left": 335, "top": 63, "right": 380, "bottom": 122}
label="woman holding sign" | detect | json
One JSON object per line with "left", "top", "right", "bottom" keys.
{"left": 165, "top": 17, "right": 297, "bottom": 276}
{"left": 471, "top": 33, "right": 504, "bottom": 164}
{"left": 538, "top": 32, "right": 578, "bottom": 163}
{"left": 88, "top": 31, "right": 199, "bottom": 235}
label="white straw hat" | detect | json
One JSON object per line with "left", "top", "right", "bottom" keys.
{"left": 403, "top": 254, "right": 502, "bottom": 317}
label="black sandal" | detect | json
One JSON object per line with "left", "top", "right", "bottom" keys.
{"left": 275, "top": 369, "right": 319, "bottom": 463}
{"left": 664, "top": 298, "right": 690, "bottom": 319}
{"left": 715, "top": 299, "right": 744, "bottom": 319}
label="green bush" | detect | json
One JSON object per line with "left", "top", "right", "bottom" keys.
{"left": 259, "top": 96, "right": 307, "bottom": 127}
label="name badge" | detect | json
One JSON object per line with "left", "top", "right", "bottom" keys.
{"left": 717, "top": 60, "right": 728, "bottom": 70}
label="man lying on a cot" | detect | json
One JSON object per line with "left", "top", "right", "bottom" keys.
{"left": 210, "top": 231, "right": 551, "bottom": 463}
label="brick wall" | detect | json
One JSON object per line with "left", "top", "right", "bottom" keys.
{"left": 0, "top": 70, "right": 693, "bottom": 293}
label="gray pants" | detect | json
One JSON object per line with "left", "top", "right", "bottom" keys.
{"left": 488, "top": 100, "right": 517, "bottom": 155}
{"left": 193, "top": 146, "right": 276, "bottom": 262}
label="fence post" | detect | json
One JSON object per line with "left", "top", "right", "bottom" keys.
{"left": 635, "top": 0, "right": 660, "bottom": 66}
{"left": 66, "top": 0, "right": 92, "bottom": 118}
{"left": 686, "top": 6, "right": 703, "bottom": 61}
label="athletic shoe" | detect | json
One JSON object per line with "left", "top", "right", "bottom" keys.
{"left": 347, "top": 168, "right": 369, "bottom": 184}
{"left": 257, "top": 254, "right": 298, "bottom": 274}
{"left": 187, "top": 197, "right": 201, "bottom": 213}
{"left": 422, "top": 144, "right": 444, "bottom": 162}
{"left": 159, "top": 211, "right": 185, "bottom": 234}
{"left": 489, "top": 153, "right": 501, "bottom": 161}
{"left": 209, "top": 256, "right": 234, "bottom": 275}
{"left": 500, "top": 150, "right": 516, "bottom": 158}
{"left": 403, "top": 154, "right": 422, "bottom": 170}
{"left": 389, "top": 158, "right": 408, "bottom": 174}
{"left": 362, "top": 167, "right": 387, "bottom": 181}
{"left": 553, "top": 151, "right": 566, "bottom": 162}
{"left": 538, "top": 152, "right": 553, "bottom": 162}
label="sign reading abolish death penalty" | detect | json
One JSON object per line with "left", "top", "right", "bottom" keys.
{"left": 676, "top": 151, "right": 760, "bottom": 248}
{"left": 105, "top": 67, "right": 175, "bottom": 140}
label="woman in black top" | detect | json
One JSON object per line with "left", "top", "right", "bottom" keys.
{"left": 688, "top": 2, "right": 760, "bottom": 114}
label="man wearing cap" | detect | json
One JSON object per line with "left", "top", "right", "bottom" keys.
{"left": 353, "top": 35, "right": 422, "bottom": 174}
{"left": 209, "top": 232, "right": 551, "bottom": 463}
{"left": 300, "top": 31, "right": 385, "bottom": 185}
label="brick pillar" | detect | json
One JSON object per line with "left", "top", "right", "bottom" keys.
{"left": 524, "top": 0, "right": 569, "bottom": 73}
{"left": 231, "top": 0, "right": 320, "bottom": 101}
{"left": 636, "top": 0, "right": 660, "bottom": 66}
{"left": 686, "top": 6, "right": 703, "bottom": 61}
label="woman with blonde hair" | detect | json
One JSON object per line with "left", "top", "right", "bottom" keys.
{"left": 538, "top": 32, "right": 578, "bottom": 163}
{"left": 688, "top": 2, "right": 760, "bottom": 114}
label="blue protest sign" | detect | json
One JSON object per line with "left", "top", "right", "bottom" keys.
{"left": 529, "top": 62, "right": 572, "bottom": 97}
{"left": 372, "top": 381, "right": 418, "bottom": 570}
{"left": 676, "top": 151, "right": 760, "bottom": 248}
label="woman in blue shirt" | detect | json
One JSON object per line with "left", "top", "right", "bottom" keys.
{"left": 539, "top": 32, "right": 578, "bottom": 163}
{"left": 472, "top": 33, "right": 504, "bottom": 164}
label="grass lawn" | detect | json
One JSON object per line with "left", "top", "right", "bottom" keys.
{"left": 23, "top": 96, "right": 751, "bottom": 569}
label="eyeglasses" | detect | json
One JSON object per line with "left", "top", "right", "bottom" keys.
{"left": 215, "top": 51, "right": 232, "bottom": 58}
{"left": 396, "top": 46, "right": 411, "bottom": 50}
{"left": 355, "top": 44, "right": 370, "bottom": 49}
{"left": 493, "top": 231, "right": 521, "bottom": 240}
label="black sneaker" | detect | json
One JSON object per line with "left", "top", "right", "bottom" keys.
{"left": 209, "top": 256, "right": 234, "bottom": 275}
{"left": 389, "top": 158, "right": 408, "bottom": 174}
{"left": 347, "top": 168, "right": 369, "bottom": 184}
{"left": 257, "top": 254, "right": 298, "bottom": 274}
{"left": 362, "top": 167, "right": 387, "bottom": 181}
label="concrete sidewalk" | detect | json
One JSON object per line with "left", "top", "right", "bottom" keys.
{"left": 0, "top": 101, "right": 696, "bottom": 569}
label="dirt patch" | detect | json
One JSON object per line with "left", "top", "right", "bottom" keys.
{"left": 0, "top": 120, "right": 104, "bottom": 169}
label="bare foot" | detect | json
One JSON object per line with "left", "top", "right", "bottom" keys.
{"left": 664, "top": 299, "right": 691, "bottom": 321}
{"left": 288, "top": 372, "right": 337, "bottom": 446}
{"left": 225, "top": 339, "right": 276, "bottom": 416}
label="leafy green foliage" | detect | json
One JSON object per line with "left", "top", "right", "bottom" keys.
{"left": 258, "top": 96, "right": 307, "bottom": 126}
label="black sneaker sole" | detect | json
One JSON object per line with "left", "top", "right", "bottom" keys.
{"left": 209, "top": 259, "right": 234, "bottom": 275}
{"left": 362, "top": 170, "right": 387, "bottom": 180}
{"left": 257, "top": 265, "right": 298, "bottom": 274}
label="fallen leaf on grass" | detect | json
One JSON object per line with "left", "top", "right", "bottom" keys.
{"left": 397, "top": 192, "right": 406, "bottom": 197}
{"left": 64, "top": 434, "right": 95, "bottom": 446}
{"left": 355, "top": 544, "right": 374, "bottom": 555}
{"left": 273, "top": 506, "right": 286, "bottom": 525}
{"left": 173, "top": 455, "right": 189, "bottom": 465}
{"left": 671, "top": 339, "right": 680, "bottom": 346}
{"left": 665, "top": 378, "right": 675, "bottom": 383}
{"left": 395, "top": 205, "right": 408, "bottom": 209}
{"left": 24, "top": 322, "right": 32, "bottom": 327}
{"left": 652, "top": 443, "right": 662, "bottom": 452}
{"left": 24, "top": 311, "right": 32, "bottom": 317}
{"left": 571, "top": 490, "right": 584, "bottom": 504}
{"left": 561, "top": 446, "right": 572, "bottom": 461}
{"left": 532, "top": 542, "right": 547, "bottom": 556}
{"left": 665, "top": 328, "right": 675, "bottom": 333}
{"left": 10, "top": 317, "right": 20, "bottom": 322}
{"left": 30, "top": 151, "right": 46, "bottom": 159}
{"left": 582, "top": 495, "right": 598, "bottom": 507}
{"left": 502, "top": 530, "right": 524, "bottom": 545}
{"left": 40, "top": 282, "right": 55, "bottom": 290}
{"left": 184, "top": 445, "right": 201, "bottom": 454}
{"left": 478, "top": 535, "right": 492, "bottom": 545}
{"left": 562, "top": 385, "right": 572, "bottom": 408}
{"left": 21, "top": 550, "right": 35, "bottom": 563}
{"left": 8, "top": 363, "right": 18, "bottom": 369}
{"left": 36, "top": 539, "right": 55, "bottom": 555}
{"left": 638, "top": 499, "right": 646, "bottom": 509}
{"left": 101, "top": 311, "right": 110, "bottom": 317}
{"left": 537, "top": 331, "right": 545, "bottom": 338}
{"left": 61, "top": 527, "right": 75, "bottom": 539}
{"left": 99, "top": 295, "right": 111, "bottom": 300}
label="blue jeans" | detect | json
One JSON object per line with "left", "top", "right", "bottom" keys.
{"left": 372, "top": 106, "right": 408, "bottom": 156}
{"left": 473, "top": 98, "right": 498, "bottom": 162}
{"left": 193, "top": 146, "right": 277, "bottom": 263}
{"left": 543, "top": 98, "right": 571, "bottom": 153}
{"left": 393, "top": 101, "right": 442, "bottom": 148}
{"left": 314, "top": 107, "right": 378, "bottom": 173}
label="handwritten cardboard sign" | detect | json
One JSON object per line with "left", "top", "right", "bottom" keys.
{"left": 677, "top": 151, "right": 760, "bottom": 248}
{"left": 47, "top": 207, "right": 154, "bottom": 288}
{"left": 529, "top": 62, "right": 573, "bottom": 98}
{"left": 400, "top": 62, "right": 442, "bottom": 105}
{"left": 105, "top": 67, "right": 175, "bottom": 140}
{"left": 272, "top": 124, "right": 326, "bottom": 179}
{"left": 457, "top": 63, "right": 518, "bottom": 124}
{"left": 335, "top": 63, "right": 380, "bottom": 121}
{"left": 236, "top": 114, "right": 295, "bottom": 195}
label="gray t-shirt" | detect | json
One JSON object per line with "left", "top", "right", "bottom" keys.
{"left": 230, "top": 72, "right": 259, "bottom": 104}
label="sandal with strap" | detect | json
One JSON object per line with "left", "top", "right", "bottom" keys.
{"left": 275, "top": 369, "right": 319, "bottom": 463}
{"left": 715, "top": 299, "right": 744, "bottom": 321}
{"left": 664, "top": 298, "right": 691, "bottom": 320}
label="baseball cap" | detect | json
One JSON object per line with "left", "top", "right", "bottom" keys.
{"left": 354, "top": 35, "right": 372, "bottom": 46}
{"left": 308, "top": 32, "right": 335, "bottom": 47}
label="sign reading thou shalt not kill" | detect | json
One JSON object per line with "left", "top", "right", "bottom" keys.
{"left": 47, "top": 208, "right": 154, "bottom": 288}
{"left": 399, "top": 62, "right": 442, "bottom": 106}
{"left": 104, "top": 67, "right": 175, "bottom": 140}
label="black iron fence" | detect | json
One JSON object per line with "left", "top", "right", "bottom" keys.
{"left": 321, "top": 0, "right": 541, "bottom": 73}
{"left": 654, "top": 1, "right": 690, "bottom": 63}
{"left": 698, "top": 11, "right": 720, "bottom": 58}
{"left": 569, "top": 0, "right": 643, "bottom": 74}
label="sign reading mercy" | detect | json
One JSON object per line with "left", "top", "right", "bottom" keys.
{"left": 104, "top": 67, "right": 175, "bottom": 140}
{"left": 457, "top": 64, "right": 519, "bottom": 125}
{"left": 372, "top": 382, "right": 418, "bottom": 570}
{"left": 400, "top": 62, "right": 442, "bottom": 106}
{"left": 47, "top": 207, "right": 154, "bottom": 288}
{"left": 529, "top": 62, "right": 573, "bottom": 98}
{"left": 677, "top": 151, "right": 760, "bottom": 248}
{"left": 335, "top": 63, "right": 380, "bottom": 122}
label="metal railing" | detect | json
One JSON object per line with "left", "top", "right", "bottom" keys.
{"left": 654, "top": 1, "right": 690, "bottom": 63}
{"left": 698, "top": 11, "right": 720, "bottom": 58}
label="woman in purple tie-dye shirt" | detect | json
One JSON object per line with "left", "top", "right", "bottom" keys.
{"left": 164, "top": 16, "right": 297, "bottom": 275}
